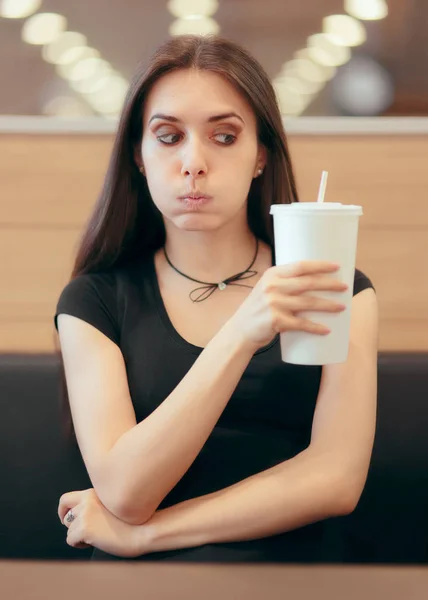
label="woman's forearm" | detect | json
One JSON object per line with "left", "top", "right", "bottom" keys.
{"left": 139, "top": 447, "right": 351, "bottom": 554}
{"left": 97, "top": 322, "right": 255, "bottom": 525}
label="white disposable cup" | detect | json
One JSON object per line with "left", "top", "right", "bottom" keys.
{"left": 269, "top": 202, "right": 363, "bottom": 365}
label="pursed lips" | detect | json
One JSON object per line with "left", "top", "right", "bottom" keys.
{"left": 178, "top": 191, "right": 212, "bottom": 200}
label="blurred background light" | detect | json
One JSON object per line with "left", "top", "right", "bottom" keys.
{"left": 323, "top": 14, "right": 367, "bottom": 47}
{"left": 272, "top": 4, "right": 367, "bottom": 116}
{"left": 169, "top": 15, "right": 220, "bottom": 36}
{"left": 59, "top": 57, "right": 111, "bottom": 83}
{"left": 167, "top": 0, "right": 219, "bottom": 18}
{"left": 331, "top": 55, "right": 394, "bottom": 115}
{"left": 294, "top": 49, "right": 337, "bottom": 80}
{"left": 68, "top": 71, "right": 113, "bottom": 95}
{"left": 42, "top": 32, "right": 88, "bottom": 65}
{"left": 281, "top": 58, "right": 330, "bottom": 84}
{"left": 0, "top": 0, "right": 41, "bottom": 19}
{"left": 276, "top": 74, "right": 326, "bottom": 95}
{"left": 307, "top": 33, "right": 352, "bottom": 67}
{"left": 53, "top": 47, "right": 101, "bottom": 70}
{"left": 42, "top": 95, "right": 93, "bottom": 116}
{"left": 22, "top": 12, "right": 67, "bottom": 45}
{"left": 85, "top": 74, "right": 128, "bottom": 105}
{"left": 0, "top": 0, "right": 406, "bottom": 118}
{"left": 345, "top": 0, "right": 389, "bottom": 21}
{"left": 85, "top": 75, "right": 129, "bottom": 115}
{"left": 273, "top": 82, "right": 312, "bottom": 116}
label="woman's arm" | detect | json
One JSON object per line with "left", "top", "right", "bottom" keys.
{"left": 135, "top": 289, "right": 378, "bottom": 553}
{"left": 58, "top": 262, "right": 353, "bottom": 527}
{"left": 58, "top": 306, "right": 255, "bottom": 528}
{"left": 139, "top": 447, "right": 348, "bottom": 553}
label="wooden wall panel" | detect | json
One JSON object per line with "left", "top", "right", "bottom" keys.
{"left": 0, "top": 228, "right": 81, "bottom": 319}
{"left": 2, "top": 136, "right": 428, "bottom": 228}
{"left": 0, "top": 136, "right": 110, "bottom": 225}
{"left": 291, "top": 136, "right": 428, "bottom": 187}
{"left": 2, "top": 321, "right": 57, "bottom": 354}
{"left": 291, "top": 136, "right": 428, "bottom": 227}
{"left": 357, "top": 229, "right": 428, "bottom": 321}
{"left": 1, "top": 132, "right": 427, "bottom": 353}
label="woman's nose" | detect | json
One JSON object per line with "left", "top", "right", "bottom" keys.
{"left": 180, "top": 138, "right": 207, "bottom": 178}
{"left": 181, "top": 165, "right": 206, "bottom": 177}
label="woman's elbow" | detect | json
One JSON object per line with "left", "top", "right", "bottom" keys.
{"left": 91, "top": 465, "right": 156, "bottom": 525}
{"left": 334, "top": 476, "right": 366, "bottom": 516}
{"left": 95, "top": 494, "right": 154, "bottom": 525}
{"left": 116, "top": 505, "right": 155, "bottom": 526}
{"left": 109, "top": 491, "right": 158, "bottom": 525}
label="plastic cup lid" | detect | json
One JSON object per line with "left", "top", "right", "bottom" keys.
{"left": 270, "top": 202, "right": 363, "bottom": 216}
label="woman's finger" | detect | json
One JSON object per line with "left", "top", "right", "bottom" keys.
{"left": 281, "top": 275, "right": 348, "bottom": 296}
{"left": 280, "top": 294, "right": 346, "bottom": 314}
{"left": 66, "top": 521, "right": 91, "bottom": 549}
{"left": 63, "top": 504, "right": 81, "bottom": 529}
{"left": 58, "top": 491, "right": 84, "bottom": 524}
{"left": 277, "top": 261, "right": 340, "bottom": 278}
{"left": 276, "top": 314, "right": 331, "bottom": 336}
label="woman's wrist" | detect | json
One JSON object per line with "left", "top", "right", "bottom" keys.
{"left": 132, "top": 521, "right": 158, "bottom": 556}
{"left": 217, "top": 317, "right": 260, "bottom": 358}
{"left": 132, "top": 503, "right": 210, "bottom": 556}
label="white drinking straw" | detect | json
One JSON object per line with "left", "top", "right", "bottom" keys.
{"left": 317, "top": 170, "right": 329, "bottom": 203}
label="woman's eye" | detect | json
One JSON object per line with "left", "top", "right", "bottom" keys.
{"left": 156, "top": 132, "right": 236, "bottom": 145}
{"left": 157, "top": 133, "right": 181, "bottom": 145}
{"left": 214, "top": 133, "right": 236, "bottom": 145}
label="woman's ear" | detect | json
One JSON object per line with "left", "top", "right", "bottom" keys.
{"left": 254, "top": 146, "right": 267, "bottom": 177}
{"left": 133, "top": 148, "right": 145, "bottom": 175}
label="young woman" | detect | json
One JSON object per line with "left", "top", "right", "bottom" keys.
{"left": 55, "top": 34, "right": 378, "bottom": 563}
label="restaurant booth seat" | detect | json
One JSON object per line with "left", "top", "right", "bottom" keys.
{"left": 1, "top": 352, "right": 427, "bottom": 563}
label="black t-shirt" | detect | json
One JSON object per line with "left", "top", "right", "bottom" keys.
{"left": 54, "top": 252, "right": 374, "bottom": 563}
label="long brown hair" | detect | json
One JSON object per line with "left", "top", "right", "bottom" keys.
{"left": 57, "top": 34, "right": 299, "bottom": 440}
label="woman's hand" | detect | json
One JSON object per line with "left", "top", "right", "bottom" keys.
{"left": 226, "top": 261, "right": 349, "bottom": 351}
{"left": 58, "top": 488, "right": 150, "bottom": 558}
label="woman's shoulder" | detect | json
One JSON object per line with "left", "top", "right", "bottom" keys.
{"left": 353, "top": 268, "right": 375, "bottom": 296}
{"left": 54, "top": 270, "right": 120, "bottom": 344}
{"left": 56, "top": 269, "right": 117, "bottom": 308}
{"left": 54, "top": 253, "right": 155, "bottom": 344}
{"left": 57, "top": 252, "right": 153, "bottom": 298}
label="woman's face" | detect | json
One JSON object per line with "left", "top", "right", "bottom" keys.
{"left": 139, "top": 68, "right": 265, "bottom": 233}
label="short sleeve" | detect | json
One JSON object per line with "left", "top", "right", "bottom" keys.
{"left": 54, "top": 273, "right": 120, "bottom": 346}
{"left": 353, "top": 268, "right": 375, "bottom": 296}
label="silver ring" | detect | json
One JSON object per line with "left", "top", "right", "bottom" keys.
{"left": 65, "top": 510, "right": 75, "bottom": 523}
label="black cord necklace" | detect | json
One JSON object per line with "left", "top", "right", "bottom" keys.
{"left": 164, "top": 239, "right": 259, "bottom": 302}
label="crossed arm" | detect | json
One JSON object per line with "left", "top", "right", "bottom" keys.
{"left": 134, "top": 288, "right": 378, "bottom": 553}
{"left": 60, "top": 288, "right": 378, "bottom": 555}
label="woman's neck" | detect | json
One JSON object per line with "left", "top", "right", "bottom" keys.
{"left": 162, "top": 228, "right": 259, "bottom": 283}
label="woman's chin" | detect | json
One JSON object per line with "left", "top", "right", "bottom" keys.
{"left": 171, "top": 213, "right": 224, "bottom": 231}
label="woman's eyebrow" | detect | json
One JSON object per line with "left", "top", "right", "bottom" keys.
{"left": 148, "top": 112, "right": 245, "bottom": 125}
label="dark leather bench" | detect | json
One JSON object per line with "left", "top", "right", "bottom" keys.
{"left": 1, "top": 353, "right": 427, "bottom": 562}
